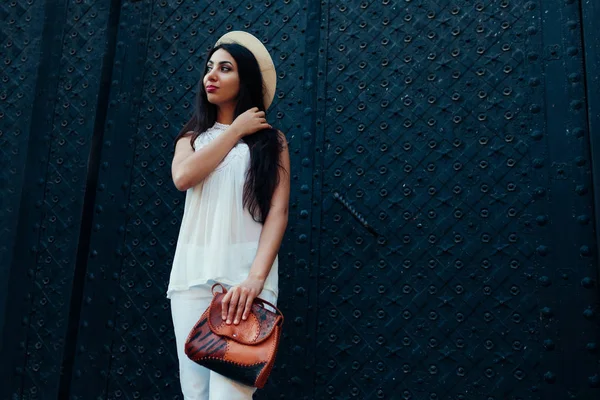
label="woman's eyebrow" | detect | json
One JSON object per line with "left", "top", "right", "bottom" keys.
{"left": 207, "top": 60, "right": 234, "bottom": 66}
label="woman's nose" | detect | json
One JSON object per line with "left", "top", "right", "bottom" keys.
{"left": 206, "top": 69, "right": 217, "bottom": 81}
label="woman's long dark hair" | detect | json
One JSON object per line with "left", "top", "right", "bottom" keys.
{"left": 174, "top": 43, "right": 284, "bottom": 223}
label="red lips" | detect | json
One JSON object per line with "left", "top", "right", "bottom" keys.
{"left": 206, "top": 85, "right": 218, "bottom": 93}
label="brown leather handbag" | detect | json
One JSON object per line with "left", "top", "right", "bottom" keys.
{"left": 184, "top": 283, "right": 284, "bottom": 388}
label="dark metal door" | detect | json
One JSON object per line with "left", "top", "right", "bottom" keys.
{"left": 1, "top": 1, "right": 599, "bottom": 399}
{"left": 313, "top": 1, "right": 600, "bottom": 399}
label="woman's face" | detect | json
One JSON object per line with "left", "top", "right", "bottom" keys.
{"left": 203, "top": 48, "right": 240, "bottom": 107}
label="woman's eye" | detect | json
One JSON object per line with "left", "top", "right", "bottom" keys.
{"left": 221, "top": 67, "right": 230, "bottom": 71}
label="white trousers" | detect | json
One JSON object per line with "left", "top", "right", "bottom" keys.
{"left": 170, "top": 284, "right": 277, "bottom": 400}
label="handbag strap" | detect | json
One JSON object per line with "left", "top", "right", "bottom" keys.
{"left": 211, "top": 283, "right": 284, "bottom": 324}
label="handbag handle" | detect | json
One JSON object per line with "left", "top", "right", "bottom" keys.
{"left": 211, "top": 283, "right": 284, "bottom": 324}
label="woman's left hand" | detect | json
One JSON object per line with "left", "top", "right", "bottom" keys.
{"left": 221, "top": 276, "right": 265, "bottom": 325}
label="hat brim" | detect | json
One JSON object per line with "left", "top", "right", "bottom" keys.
{"left": 215, "top": 31, "right": 277, "bottom": 110}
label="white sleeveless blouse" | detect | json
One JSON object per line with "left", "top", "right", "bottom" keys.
{"left": 166, "top": 122, "right": 279, "bottom": 299}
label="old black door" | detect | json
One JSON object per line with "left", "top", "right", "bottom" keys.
{"left": 1, "top": 1, "right": 599, "bottom": 399}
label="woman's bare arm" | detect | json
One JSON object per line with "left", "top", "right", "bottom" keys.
{"left": 221, "top": 131, "right": 291, "bottom": 325}
{"left": 171, "top": 108, "right": 271, "bottom": 191}
{"left": 171, "top": 127, "right": 243, "bottom": 191}
{"left": 247, "top": 134, "right": 291, "bottom": 282}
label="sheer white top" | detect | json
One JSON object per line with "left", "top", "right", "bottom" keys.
{"left": 166, "top": 122, "right": 278, "bottom": 299}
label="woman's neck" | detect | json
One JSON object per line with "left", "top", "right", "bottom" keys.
{"left": 216, "top": 102, "right": 236, "bottom": 125}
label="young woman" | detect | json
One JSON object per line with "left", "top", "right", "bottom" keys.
{"left": 167, "top": 32, "right": 290, "bottom": 399}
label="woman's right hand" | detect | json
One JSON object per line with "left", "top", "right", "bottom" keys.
{"left": 231, "top": 107, "right": 272, "bottom": 137}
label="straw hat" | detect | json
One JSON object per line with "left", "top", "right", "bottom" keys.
{"left": 215, "top": 31, "right": 277, "bottom": 110}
